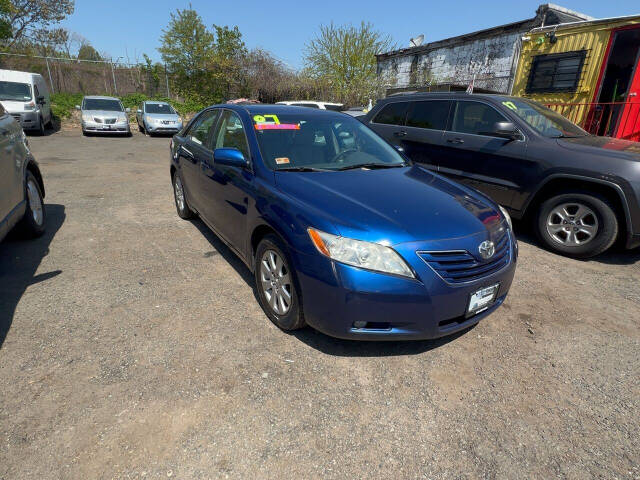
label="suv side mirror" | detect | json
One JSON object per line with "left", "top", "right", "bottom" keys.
{"left": 75, "top": 105, "right": 81, "bottom": 110}
{"left": 36, "top": 95, "right": 45, "bottom": 104}
{"left": 137, "top": 109, "right": 142, "bottom": 114}
{"left": 492, "top": 122, "right": 521, "bottom": 140}
{"left": 214, "top": 148, "right": 248, "bottom": 168}
{"left": 125, "top": 107, "right": 131, "bottom": 113}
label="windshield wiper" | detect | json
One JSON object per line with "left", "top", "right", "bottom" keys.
{"left": 276, "top": 166, "right": 331, "bottom": 172}
{"left": 550, "top": 133, "right": 588, "bottom": 139}
{"left": 336, "top": 163, "right": 406, "bottom": 171}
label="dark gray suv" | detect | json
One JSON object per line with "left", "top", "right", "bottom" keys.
{"left": 364, "top": 93, "right": 640, "bottom": 258}
{"left": 0, "top": 103, "right": 46, "bottom": 243}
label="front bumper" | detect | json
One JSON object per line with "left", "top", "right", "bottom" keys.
{"left": 82, "top": 120, "right": 130, "bottom": 134}
{"left": 9, "top": 110, "right": 40, "bottom": 130}
{"left": 145, "top": 121, "right": 182, "bottom": 134}
{"left": 293, "top": 231, "right": 517, "bottom": 340}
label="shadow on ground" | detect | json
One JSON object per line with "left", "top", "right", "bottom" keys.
{"left": 0, "top": 204, "right": 65, "bottom": 348}
{"left": 190, "top": 216, "right": 475, "bottom": 357}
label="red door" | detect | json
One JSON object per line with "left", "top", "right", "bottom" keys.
{"left": 617, "top": 51, "right": 640, "bottom": 142}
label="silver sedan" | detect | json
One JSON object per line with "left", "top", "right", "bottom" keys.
{"left": 136, "top": 101, "right": 183, "bottom": 135}
{"left": 76, "top": 96, "right": 131, "bottom": 136}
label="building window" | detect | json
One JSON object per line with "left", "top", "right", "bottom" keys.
{"left": 526, "top": 50, "right": 586, "bottom": 93}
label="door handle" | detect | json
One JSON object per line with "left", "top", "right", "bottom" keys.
{"left": 180, "top": 145, "right": 194, "bottom": 158}
{"left": 393, "top": 130, "right": 407, "bottom": 137}
{"left": 447, "top": 137, "right": 465, "bottom": 144}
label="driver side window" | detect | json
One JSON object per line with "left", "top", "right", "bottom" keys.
{"left": 186, "top": 110, "right": 219, "bottom": 148}
{"left": 451, "top": 101, "right": 508, "bottom": 137}
{"left": 214, "top": 110, "right": 250, "bottom": 159}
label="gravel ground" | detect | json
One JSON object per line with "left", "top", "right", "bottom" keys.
{"left": 1, "top": 128, "right": 639, "bottom": 479}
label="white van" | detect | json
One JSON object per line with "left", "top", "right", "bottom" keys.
{"left": 0, "top": 69, "right": 52, "bottom": 135}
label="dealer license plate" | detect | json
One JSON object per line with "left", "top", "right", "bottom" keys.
{"left": 467, "top": 283, "right": 499, "bottom": 316}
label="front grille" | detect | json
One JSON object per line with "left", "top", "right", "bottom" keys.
{"left": 418, "top": 231, "right": 511, "bottom": 284}
{"left": 104, "top": 118, "right": 116, "bottom": 125}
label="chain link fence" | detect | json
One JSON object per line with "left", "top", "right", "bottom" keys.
{"left": 0, "top": 52, "right": 173, "bottom": 98}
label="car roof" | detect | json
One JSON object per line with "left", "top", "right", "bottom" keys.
{"left": 379, "top": 92, "right": 512, "bottom": 102}
{"left": 83, "top": 95, "right": 120, "bottom": 101}
{"left": 239, "top": 104, "right": 348, "bottom": 117}
{"left": 0, "top": 69, "right": 39, "bottom": 83}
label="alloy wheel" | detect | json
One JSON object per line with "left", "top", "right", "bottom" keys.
{"left": 174, "top": 175, "right": 185, "bottom": 212}
{"left": 546, "top": 202, "right": 598, "bottom": 246}
{"left": 26, "top": 179, "right": 43, "bottom": 226}
{"left": 260, "top": 249, "right": 292, "bottom": 315}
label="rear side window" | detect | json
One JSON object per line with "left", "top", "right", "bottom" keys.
{"left": 373, "top": 102, "right": 409, "bottom": 126}
{"left": 450, "top": 101, "right": 508, "bottom": 136}
{"left": 406, "top": 101, "right": 451, "bottom": 130}
{"left": 186, "top": 109, "right": 220, "bottom": 148}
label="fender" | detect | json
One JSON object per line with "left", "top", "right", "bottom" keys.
{"left": 24, "top": 157, "right": 45, "bottom": 199}
{"left": 522, "top": 173, "right": 634, "bottom": 236}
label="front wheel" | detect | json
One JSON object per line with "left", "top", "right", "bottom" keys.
{"left": 18, "top": 171, "right": 46, "bottom": 237}
{"left": 536, "top": 192, "right": 618, "bottom": 258}
{"left": 254, "top": 235, "right": 305, "bottom": 331}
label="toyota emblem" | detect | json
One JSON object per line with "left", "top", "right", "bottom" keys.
{"left": 478, "top": 240, "right": 495, "bottom": 260}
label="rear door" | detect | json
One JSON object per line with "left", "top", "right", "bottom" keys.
{"left": 366, "top": 101, "right": 410, "bottom": 150}
{"left": 402, "top": 99, "right": 452, "bottom": 171}
{"left": 176, "top": 109, "right": 220, "bottom": 212}
{"left": 439, "top": 100, "right": 527, "bottom": 206}
{"left": 200, "top": 109, "right": 253, "bottom": 254}
{"left": 0, "top": 106, "right": 24, "bottom": 222}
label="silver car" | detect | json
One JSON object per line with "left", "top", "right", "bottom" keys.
{"left": 136, "top": 101, "right": 183, "bottom": 135}
{"left": 0, "top": 102, "right": 46, "bottom": 243}
{"left": 76, "top": 96, "right": 131, "bottom": 136}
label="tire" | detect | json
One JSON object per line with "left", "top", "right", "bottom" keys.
{"left": 36, "top": 116, "right": 45, "bottom": 136}
{"left": 536, "top": 192, "right": 618, "bottom": 258}
{"left": 138, "top": 122, "right": 144, "bottom": 133}
{"left": 18, "top": 171, "right": 46, "bottom": 238}
{"left": 172, "top": 171, "right": 193, "bottom": 219}
{"left": 254, "top": 234, "right": 306, "bottom": 331}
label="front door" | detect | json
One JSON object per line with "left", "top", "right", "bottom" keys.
{"left": 439, "top": 100, "right": 527, "bottom": 207}
{"left": 200, "top": 109, "right": 253, "bottom": 254}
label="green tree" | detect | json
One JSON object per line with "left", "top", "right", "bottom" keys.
{"left": 78, "top": 42, "right": 102, "bottom": 61}
{"left": 209, "top": 24, "right": 247, "bottom": 100}
{"left": 304, "top": 22, "right": 393, "bottom": 105}
{"left": 2, "top": 0, "right": 74, "bottom": 48}
{"left": 0, "top": 0, "right": 11, "bottom": 42}
{"left": 158, "top": 7, "right": 214, "bottom": 100}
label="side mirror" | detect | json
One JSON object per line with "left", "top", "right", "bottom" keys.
{"left": 214, "top": 148, "right": 248, "bottom": 168}
{"left": 137, "top": 109, "right": 142, "bottom": 114}
{"left": 125, "top": 107, "right": 131, "bottom": 113}
{"left": 492, "top": 122, "right": 521, "bottom": 140}
{"left": 75, "top": 105, "right": 81, "bottom": 110}
{"left": 36, "top": 95, "right": 45, "bottom": 104}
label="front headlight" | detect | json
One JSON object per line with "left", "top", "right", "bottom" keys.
{"left": 307, "top": 228, "right": 414, "bottom": 278}
{"left": 82, "top": 113, "right": 92, "bottom": 122}
{"left": 499, "top": 206, "right": 512, "bottom": 230}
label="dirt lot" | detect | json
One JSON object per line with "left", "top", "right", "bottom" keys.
{"left": 1, "top": 128, "right": 639, "bottom": 479}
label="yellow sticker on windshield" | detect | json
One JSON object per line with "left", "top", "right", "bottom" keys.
{"left": 502, "top": 101, "right": 517, "bottom": 111}
{"left": 253, "top": 114, "right": 280, "bottom": 124}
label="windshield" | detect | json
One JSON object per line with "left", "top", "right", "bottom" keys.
{"left": 145, "top": 103, "right": 176, "bottom": 114}
{"left": 83, "top": 99, "right": 123, "bottom": 112}
{"left": 501, "top": 98, "right": 588, "bottom": 138}
{"left": 0, "top": 81, "right": 32, "bottom": 101}
{"left": 252, "top": 112, "right": 407, "bottom": 171}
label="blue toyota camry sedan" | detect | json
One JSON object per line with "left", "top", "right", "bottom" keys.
{"left": 170, "top": 104, "right": 517, "bottom": 340}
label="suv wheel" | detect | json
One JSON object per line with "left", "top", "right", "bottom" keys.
{"left": 536, "top": 192, "right": 618, "bottom": 258}
{"left": 19, "top": 171, "right": 46, "bottom": 237}
{"left": 254, "top": 234, "right": 306, "bottom": 331}
{"left": 36, "top": 116, "right": 45, "bottom": 136}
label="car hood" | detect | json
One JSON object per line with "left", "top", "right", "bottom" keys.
{"left": 275, "top": 165, "right": 503, "bottom": 245}
{"left": 0, "top": 99, "right": 30, "bottom": 112}
{"left": 143, "top": 113, "right": 180, "bottom": 120}
{"left": 83, "top": 110, "right": 126, "bottom": 118}
{"left": 556, "top": 136, "right": 640, "bottom": 161}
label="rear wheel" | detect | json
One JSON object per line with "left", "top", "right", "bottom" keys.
{"left": 254, "top": 235, "right": 305, "bottom": 331}
{"left": 18, "top": 171, "right": 46, "bottom": 237}
{"left": 536, "top": 192, "right": 618, "bottom": 258}
{"left": 172, "top": 171, "right": 193, "bottom": 219}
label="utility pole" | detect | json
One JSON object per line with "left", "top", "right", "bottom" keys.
{"left": 44, "top": 57, "right": 55, "bottom": 94}
{"left": 111, "top": 61, "right": 117, "bottom": 95}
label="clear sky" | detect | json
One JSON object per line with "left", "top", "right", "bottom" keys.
{"left": 62, "top": 0, "right": 640, "bottom": 68}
